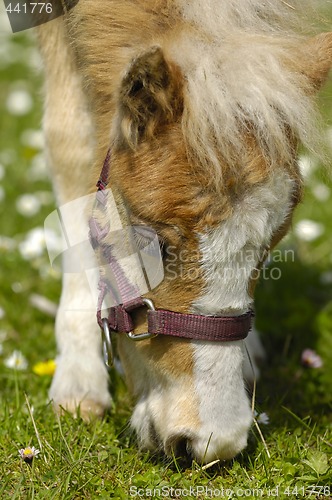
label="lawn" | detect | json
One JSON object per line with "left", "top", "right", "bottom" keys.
{"left": 0, "top": 5, "right": 331, "bottom": 499}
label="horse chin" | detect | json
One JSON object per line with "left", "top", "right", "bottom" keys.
{"left": 130, "top": 341, "right": 253, "bottom": 464}
{"left": 131, "top": 394, "right": 252, "bottom": 463}
{"left": 188, "top": 418, "right": 252, "bottom": 463}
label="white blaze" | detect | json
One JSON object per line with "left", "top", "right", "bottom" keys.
{"left": 190, "top": 170, "right": 294, "bottom": 460}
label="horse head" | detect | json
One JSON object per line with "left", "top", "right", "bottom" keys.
{"left": 92, "top": 33, "right": 332, "bottom": 462}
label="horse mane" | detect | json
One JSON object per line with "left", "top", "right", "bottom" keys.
{"left": 168, "top": 0, "right": 324, "bottom": 183}
{"left": 67, "top": 0, "right": 327, "bottom": 184}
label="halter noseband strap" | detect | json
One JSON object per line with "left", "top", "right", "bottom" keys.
{"left": 90, "top": 149, "right": 254, "bottom": 364}
{"left": 104, "top": 300, "right": 253, "bottom": 342}
{"left": 147, "top": 308, "right": 253, "bottom": 341}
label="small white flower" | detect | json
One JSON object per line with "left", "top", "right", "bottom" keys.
{"left": 301, "top": 349, "right": 323, "bottom": 369}
{"left": 6, "top": 89, "right": 33, "bottom": 116}
{"left": 12, "top": 282, "right": 23, "bottom": 293}
{"left": 298, "top": 155, "right": 317, "bottom": 180}
{"left": 29, "top": 294, "right": 57, "bottom": 317}
{"left": 4, "top": 350, "right": 28, "bottom": 370}
{"left": 19, "top": 446, "right": 40, "bottom": 463}
{"left": 21, "top": 129, "right": 44, "bottom": 150}
{"left": 19, "top": 228, "right": 45, "bottom": 260}
{"left": 294, "top": 220, "right": 324, "bottom": 242}
{"left": 19, "top": 227, "right": 64, "bottom": 261}
{"left": 256, "top": 412, "right": 269, "bottom": 425}
{"left": 16, "top": 194, "right": 41, "bottom": 217}
{"left": 29, "top": 154, "right": 48, "bottom": 181}
{"left": 254, "top": 410, "right": 269, "bottom": 425}
{"left": 311, "top": 184, "right": 330, "bottom": 202}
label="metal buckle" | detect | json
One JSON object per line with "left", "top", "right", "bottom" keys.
{"left": 101, "top": 318, "right": 114, "bottom": 367}
{"left": 126, "top": 298, "right": 158, "bottom": 341}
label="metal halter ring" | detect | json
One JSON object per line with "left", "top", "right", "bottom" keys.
{"left": 127, "top": 298, "right": 158, "bottom": 341}
{"left": 101, "top": 317, "right": 114, "bottom": 367}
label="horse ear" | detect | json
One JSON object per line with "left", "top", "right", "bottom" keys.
{"left": 116, "top": 47, "right": 183, "bottom": 149}
{"left": 297, "top": 32, "right": 332, "bottom": 90}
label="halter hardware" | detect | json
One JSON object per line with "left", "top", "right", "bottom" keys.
{"left": 101, "top": 318, "right": 114, "bottom": 367}
{"left": 126, "top": 298, "right": 158, "bottom": 341}
{"left": 101, "top": 299, "right": 157, "bottom": 366}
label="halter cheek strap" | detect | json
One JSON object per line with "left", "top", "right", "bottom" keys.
{"left": 90, "top": 148, "right": 254, "bottom": 365}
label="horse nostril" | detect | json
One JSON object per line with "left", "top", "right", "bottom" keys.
{"left": 164, "top": 433, "right": 193, "bottom": 460}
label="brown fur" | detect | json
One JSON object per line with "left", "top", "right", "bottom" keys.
{"left": 38, "top": 3, "right": 331, "bottom": 353}
{"left": 36, "top": 2, "right": 332, "bottom": 446}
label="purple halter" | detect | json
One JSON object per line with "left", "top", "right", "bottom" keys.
{"left": 89, "top": 149, "right": 253, "bottom": 366}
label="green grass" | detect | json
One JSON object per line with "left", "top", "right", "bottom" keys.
{"left": 0, "top": 9, "right": 332, "bottom": 500}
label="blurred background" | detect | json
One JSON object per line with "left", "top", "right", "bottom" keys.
{"left": 0, "top": 4, "right": 331, "bottom": 416}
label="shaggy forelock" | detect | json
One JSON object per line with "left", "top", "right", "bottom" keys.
{"left": 176, "top": 0, "right": 309, "bottom": 35}
{"left": 169, "top": 0, "right": 323, "bottom": 181}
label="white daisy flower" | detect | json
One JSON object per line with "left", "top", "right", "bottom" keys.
{"left": 301, "top": 349, "right": 323, "bottom": 369}
{"left": 29, "top": 294, "right": 57, "bottom": 317}
{"left": 4, "top": 350, "right": 28, "bottom": 370}
{"left": 256, "top": 412, "right": 270, "bottom": 425}
{"left": 19, "top": 227, "right": 63, "bottom": 260}
{"left": 29, "top": 154, "right": 48, "bottom": 181}
{"left": 254, "top": 410, "right": 270, "bottom": 425}
{"left": 12, "top": 282, "right": 23, "bottom": 293}
{"left": 19, "top": 446, "right": 40, "bottom": 463}
{"left": 19, "top": 228, "right": 45, "bottom": 260}
{"left": 16, "top": 194, "right": 41, "bottom": 217}
{"left": 21, "top": 129, "right": 44, "bottom": 150}
{"left": 311, "top": 183, "right": 330, "bottom": 202}
{"left": 297, "top": 155, "right": 318, "bottom": 180}
{"left": 6, "top": 89, "right": 33, "bottom": 116}
{"left": 294, "top": 220, "right": 324, "bottom": 242}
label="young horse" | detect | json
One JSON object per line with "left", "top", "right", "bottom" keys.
{"left": 37, "top": 1, "right": 332, "bottom": 463}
